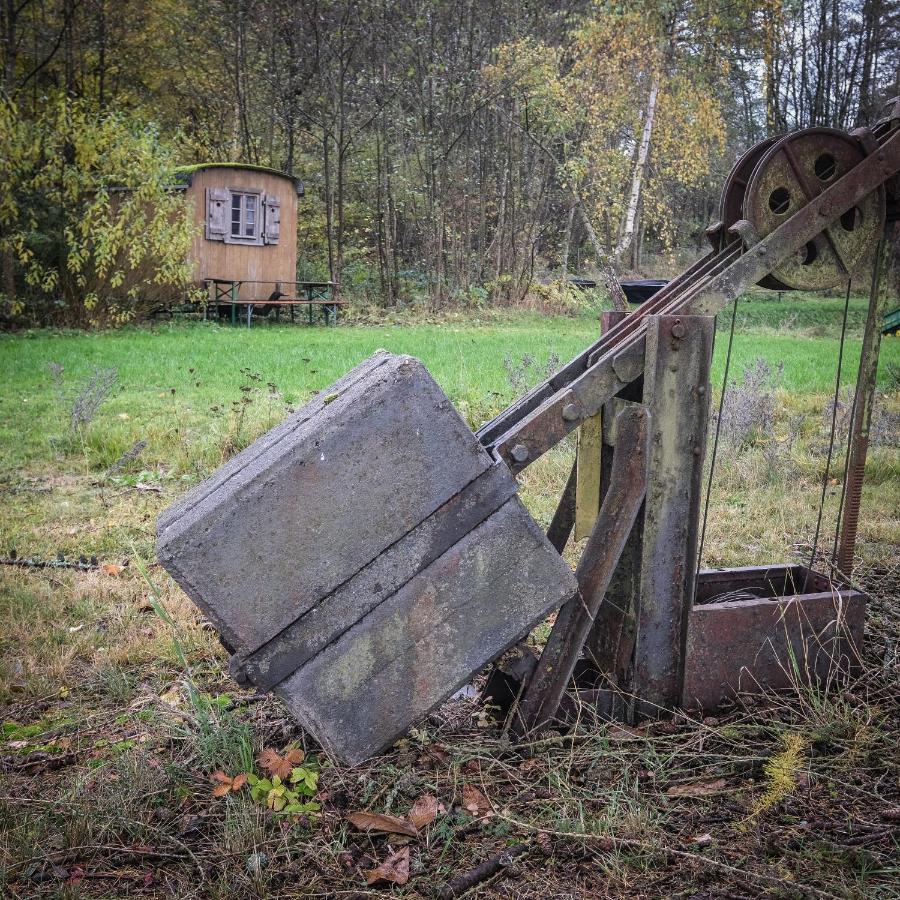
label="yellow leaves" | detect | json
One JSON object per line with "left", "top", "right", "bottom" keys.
{"left": 742, "top": 732, "right": 807, "bottom": 827}
{"left": 1, "top": 93, "right": 195, "bottom": 325}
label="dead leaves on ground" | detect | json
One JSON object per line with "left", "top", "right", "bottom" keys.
{"left": 461, "top": 784, "right": 493, "bottom": 818}
{"left": 348, "top": 791, "right": 445, "bottom": 839}
{"left": 365, "top": 846, "right": 410, "bottom": 886}
{"left": 348, "top": 793, "right": 444, "bottom": 887}
{"left": 257, "top": 746, "right": 305, "bottom": 781}
{"left": 666, "top": 777, "right": 729, "bottom": 797}
{"left": 348, "top": 787, "right": 489, "bottom": 888}
{"left": 408, "top": 793, "right": 441, "bottom": 829}
{"left": 347, "top": 811, "right": 419, "bottom": 838}
{"left": 211, "top": 771, "right": 248, "bottom": 798}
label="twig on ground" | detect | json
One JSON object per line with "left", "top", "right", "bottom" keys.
{"left": 436, "top": 842, "right": 530, "bottom": 898}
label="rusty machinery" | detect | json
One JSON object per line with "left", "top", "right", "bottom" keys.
{"left": 158, "top": 107, "right": 900, "bottom": 766}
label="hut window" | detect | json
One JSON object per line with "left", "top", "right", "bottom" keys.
{"left": 230, "top": 191, "right": 261, "bottom": 242}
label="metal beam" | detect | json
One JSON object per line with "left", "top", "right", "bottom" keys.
{"left": 836, "top": 222, "right": 897, "bottom": 577}
{"left": 515, "top": 405, "right": 650, "bottom": 733}
{"left": 632, "top": 315, "right": 714, "bottom": 717}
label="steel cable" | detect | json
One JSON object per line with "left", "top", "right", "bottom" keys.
{"left": 806, "top": 277, "right": 852, "bottom": 590}
{"left": 695, "top": 293, "right": 739, "bottom": 581}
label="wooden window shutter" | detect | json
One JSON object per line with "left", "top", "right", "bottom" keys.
{"left": 206, "top": 187, "right": 229, "bottom": 241}
{"left": 263, "top": 194, "right": 281, "bottom": 245}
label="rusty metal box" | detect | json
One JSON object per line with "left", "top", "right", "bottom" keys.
{"left": 158, "top": 351, "right": 576, "bottom": 764}
{"left": 683, "top": 564, "right": 865, "bottom": 709}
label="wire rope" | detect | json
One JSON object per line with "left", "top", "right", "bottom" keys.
{"left": 696, "top": 293, "right": 739, "bottom": 581}
{"left": 805, "top": 277, "right": 853, "bottom": 590}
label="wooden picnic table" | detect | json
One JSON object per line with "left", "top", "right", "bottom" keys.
{"left": 204, "top": 279, "right": 343, "bottom": 327}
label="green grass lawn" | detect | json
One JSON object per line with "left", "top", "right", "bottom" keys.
{"left": 1, "top": 300, "right": 899, "bottom": 898}
{"left": 2, "top": 299, "right": 898, "bottom": 473}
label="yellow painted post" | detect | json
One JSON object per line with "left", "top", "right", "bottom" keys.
{"left": 574, "top": 414, "right": 603, "bottom": 540}
{"left": 574, "top": 310, "right": 628, "bottom": 540}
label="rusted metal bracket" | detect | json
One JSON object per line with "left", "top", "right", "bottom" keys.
{"left": 514, "top": 405, "right": 650, "bottom": 734}
{"left": 683, "top": 565, "right": 866, "bottom": 709}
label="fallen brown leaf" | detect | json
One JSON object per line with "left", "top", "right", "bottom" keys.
{"left": 347, "top": 810, "right": 418, "bottom": 838}
{"left": 365, "top": 846, "right": 410, "bottom": 886}
{"left": 607, "top": 724, "right": 649, "bottom": 742}
{"left": 408, "top": 793, "right": 442, "bottom": 829}
{"left": 101, "top": 563, "right": 123, "bottom": 577}
{"left": 258, "top": 746, "right": 305, "bottom": 781}
{"left": 666, "top": 777, "right": 728, "bottom": 798}
{"left": 210, "top": 770, "right": 248, "bottom": 798}
{"left": 461, "top": 784, "right": 492, "bottom": 818}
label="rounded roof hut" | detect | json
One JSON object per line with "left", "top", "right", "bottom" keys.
{"left": 173, "top": 164, "right": 304, "bottom": 302}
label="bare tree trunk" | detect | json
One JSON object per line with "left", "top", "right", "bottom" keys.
{"left": 323, "top": 129, "right": 335, "bottom": 284}
{"left": 613, "top": 75, "right": 658, "bottom": 262}
{"left": 560, "top": 203, "right": 575, "bottom": 276}
{"left": 577, "top": 202, "right": 627, "bottom": 311}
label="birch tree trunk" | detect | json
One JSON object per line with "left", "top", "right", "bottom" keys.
{"left": 613, "top": 75, "right": 659, "bottom": 262}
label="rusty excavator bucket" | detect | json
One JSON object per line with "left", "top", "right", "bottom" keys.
{"left": 159, "top": 113, "right": 900, "bottom": 765}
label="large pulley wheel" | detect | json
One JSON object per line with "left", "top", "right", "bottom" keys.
{"left": 742, "top": 127, "right": 886, "bottom": 290}
{"left": 717, "top": 135, "right": 790, "bottom": 290}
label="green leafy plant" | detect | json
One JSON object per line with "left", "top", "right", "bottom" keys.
{"left": 246, "top": 764, "right": 321, "bottom": 815}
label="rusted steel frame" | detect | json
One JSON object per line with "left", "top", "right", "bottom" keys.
{"left": 587, "top": 243, "right": 742, "bottom": 368}
{"left": 488, "top": 130, "right": 900, "bottom": 474}
{"left": 476, "top": 247, "right": 724, "bottom": 446}
{"left": 585, "top": 309, "right": 646, "bottom": 686}
{"left": 514, "top": 405, "right": 650, "bottom": 734}
{"left": 836, "top": 222, "right": 897, "bottom": 577}
{"left": 546, "top": 461, "right": 577, "bottom": 554}
{"left": 631, "top": 315, "right": 714, "bottom": 718}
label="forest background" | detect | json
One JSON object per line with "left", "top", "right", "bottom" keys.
{"left": 1, "top": 0, "right": 899, "bottom": 326}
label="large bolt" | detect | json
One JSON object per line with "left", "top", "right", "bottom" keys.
{"left": 562, "top": 402, "right": 580, "bottom": 421}
{"left": 671, "top": 320, "right": 685, "bottom": 339}
{"left": 510, "top": 443, "right": 530, "bottom": 463}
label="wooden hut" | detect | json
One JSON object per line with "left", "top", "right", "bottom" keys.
{"left": 173, "top": 163, "right": 303, "bottom": 302}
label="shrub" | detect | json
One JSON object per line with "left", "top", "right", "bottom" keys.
{"left": 0, "top": 96, "right": 196, "bottom": 327}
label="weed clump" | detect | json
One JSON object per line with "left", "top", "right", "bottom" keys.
{"left": 502, "top": 352, "right": 560, "bottom": 395}
{"left": 716, "top": 359, "right": 783, "bottom": 451}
